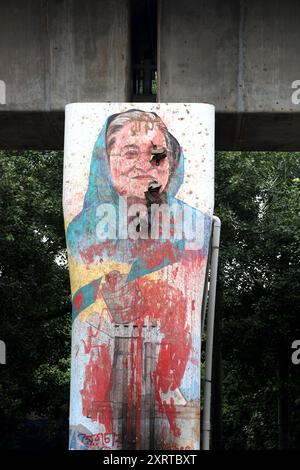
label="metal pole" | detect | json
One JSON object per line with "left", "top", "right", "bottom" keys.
{"left": 202, "top": 216, "right": 221, "bottom": 450}
{"left": 201, "top": 242, "right": 211, "bottom": 335}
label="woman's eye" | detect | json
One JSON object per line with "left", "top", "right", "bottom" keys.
{"left": 124, "top": 151, "right": 139, "bottom": 159}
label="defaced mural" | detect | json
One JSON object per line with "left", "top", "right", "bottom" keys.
{"left": 64, "top": 103, "right": 214, "bottom": 450}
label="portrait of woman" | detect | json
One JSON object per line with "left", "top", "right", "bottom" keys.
{"left": 66, "top": 108, "right": 212, "bottom": 450}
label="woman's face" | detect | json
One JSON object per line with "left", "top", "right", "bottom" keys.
{"left": 108, "top": 119, "right": 170, "bottom": 200}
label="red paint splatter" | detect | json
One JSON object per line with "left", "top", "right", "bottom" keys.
{"left": 124, "top": 320, "right": 144, "bottom": 448}
{"left": 74, "top": 292, "right": 83, "bottom": 310}
{"left": 80, "top": 342, "right": 113, "bottom": 433}
{"left": 79, "top": 240, "right": 117, "bottom": 265}
{"left": 105, "top": 276, "right": 193, "bottom": 438}
{"left": 172, "top": 266, "right": 179, "bottom": 279}
{"left": 143, "top": 240, "right": 182, "bottom": 270}
{"left": 127, "top": 331, "right": 135, "bottom": 443}
{"left": 161, "top": 398, "right": 181, "bottom": 438}
{"left": 135, "top": 321, "right": 143, "bottom": 448}
{"left": 80, "top": 247, "right": 206, "bottom": 441}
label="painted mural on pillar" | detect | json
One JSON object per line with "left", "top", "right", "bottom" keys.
{"left": 64, "top": 103, "right": 214, "bottom": 450}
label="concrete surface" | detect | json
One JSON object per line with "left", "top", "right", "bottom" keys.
{"left": 0, "top": 0, "right": 130, "bottom": 148}
{"left": 158, "top": 0, "right": 300, "bottom": 149}
{"left": 1, "top": 0, "right": 300, "bottom": 150}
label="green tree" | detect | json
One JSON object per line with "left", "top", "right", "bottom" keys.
{"left": 1, "top": 150, "right": 299, "bottom": 450}
{"left": 214, "top": 152, "right": 300, "bottom": 449}
{"left": 0, "top": 150, "right": 71, "bottom": 449}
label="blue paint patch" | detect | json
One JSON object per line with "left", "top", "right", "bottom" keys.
{"left": 72, "top": 276, "right": 103, "bottom": 322}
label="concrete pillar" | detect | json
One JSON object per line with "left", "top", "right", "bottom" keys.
{"left": 0, "top": 0, "right": 131, "bottom": 148}
{"left": 64, "top": 102, "right": 214, "bottom": 449}
{"left": 158, "top": 0, "right": 300, "bottom": 149}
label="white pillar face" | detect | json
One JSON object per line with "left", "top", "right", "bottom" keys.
{"left": 64, "top": 103, "right": 214, "bottom": 450}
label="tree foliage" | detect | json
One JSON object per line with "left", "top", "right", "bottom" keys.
{"left": 0, "top": 151, "right": 71, "bottom": 449}
{"left": 0, "top": 150, "right": 299, "bottom": 449}
{"left": 215, "top": 152, "right": 300, "bottom": 449}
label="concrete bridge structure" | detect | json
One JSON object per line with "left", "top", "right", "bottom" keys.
{"left": 0, "top": 0, "right": 299, "bottom": 150}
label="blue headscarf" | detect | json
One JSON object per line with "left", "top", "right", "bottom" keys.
{"left": 67, "top": 109, "right": 185, "bottom": 264}
{"left": 66, "top": 109, "right": 211, "bottom": 321}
